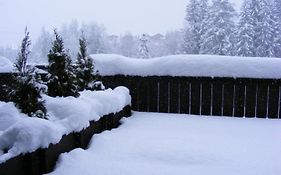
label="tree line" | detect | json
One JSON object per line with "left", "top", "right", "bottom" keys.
{"left": 183, "top": 0, "right": 281, "bottom": 58}
{"left": 1, "top": 0, "right": 280, "bottom": 61}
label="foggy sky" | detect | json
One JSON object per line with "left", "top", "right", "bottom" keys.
{"left": 0, "top": 0, "right": 242, "bottom": 47}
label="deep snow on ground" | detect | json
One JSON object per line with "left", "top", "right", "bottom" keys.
{"left": 49, "top": 112, "right": 281, "bottom": 175}
{"left": 93, "top": 54, "right": 281, "bottom": 79}
{"left": 0, "top": 87, "right": 130, "bottom": 163}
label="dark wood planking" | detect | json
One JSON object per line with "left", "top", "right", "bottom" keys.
{"left": 179, "top": 80, "right": 190, "bottom": 114}
{"left": 159, "top": 78, "right": 169, "bottom": 113}
{"left": 268, "top": 81, "right": 279, "bottom": 119}
{"left": 147, "top": 77, "right": 158, "bottom": 112}
{"left": 223, "top": 81, "right": 234, "bottom": 117}
{"left": 191, "top": 79, "right": 201, "bottom": 115}
{"left": 234, "top": 80, "right": 245, "bottom": 117}
{"left": 201, "top": 81, "right": 212, "bottom": 116}
{"left": 245, "top": 81, "right": 256, "bottom": 118}
{"left": 169, "top": 78, "right": 180, "bottom": 113}
{"left": 138, "top": 77, "right": 148, "bottom": 112}
{"left": 130, "top": 77, "right": 139, "bottom": 111}
{"left": 256, "top": 82, "right": 268, "bottom": 118}
{"left": 212, "top": 81, "right": 223, "bottom": 116}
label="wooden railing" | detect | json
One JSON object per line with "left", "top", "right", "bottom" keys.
{"left": 102, "top": 76, "right": 281, "bottom": 119}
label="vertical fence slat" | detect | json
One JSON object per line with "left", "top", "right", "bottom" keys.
{"left": 138, "top": 78, "right": 148, "bottom": 112}
{"left": 130, "top": 77, "right": 138, "bottom": 111}
{"left": 148, "top": 77, "right": 158, "bottom": 112}
{"left": 268, "top": 82, "right": 279, "bottom": 119}
{"left": 169, "top": 78, "right": 179, "bottom": 113}
{"left": 212, "top": 81, "right": 223, "bottom": 116}
{"left": 179, "top": 80, "right": 190, "bottom": 114}
{"left": 191, "top": 79, "right": 200, "bottom": 115}
{"left": 256, "top": 82, "right": 268, "bottom": 118}
{"left": 159, "top": 78, "right": 169, "bottom": 113}
{"left": 245, "top": 81, "right": 256, "bottom": 118}
{"left": 201, "top": 81, "right": 211, "bottom": 116}
{"left": 223, "top": 81, "right": 234, "bottom": 117}
{"left": 234, "top": 80, "right": 245, "bottom": 117}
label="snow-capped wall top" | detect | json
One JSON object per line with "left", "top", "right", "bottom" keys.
{"left": 0, "top": 56, "right": 13, "bottom": 73}
{"left": 92, "top": 54, "right": 281, "bottom": 79}
{"left": 0, "top": 87, "right": 131, "bottom": 163}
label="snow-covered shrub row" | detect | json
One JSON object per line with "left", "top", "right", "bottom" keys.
{"left": 0, "top": 87, "right": 131, "bottom": 163}
{"left": 93, "top": 54, "right": 281, "bottom": 79}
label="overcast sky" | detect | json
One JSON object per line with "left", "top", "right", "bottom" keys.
{"left": 0, "top": 0, "right": 242, "bottom": 47}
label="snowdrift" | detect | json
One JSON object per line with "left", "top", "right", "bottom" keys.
{"left": 0, "top": 87, "right": 131, "bottom": 163}
{"left": 92, "top": 54, "right": 281, "bottom": 79}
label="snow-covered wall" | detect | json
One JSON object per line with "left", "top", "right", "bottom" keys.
{"left": 0, "top": 87, "right": 131, "bottom": 163}
{"left": 92, "top": 54, "right": 281, "bottom": 79}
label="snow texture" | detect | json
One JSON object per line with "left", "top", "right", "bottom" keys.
{"left": 93, "top": 54, "right": 281, "bottom": 79}
{"left": 49, "top": 112, "right": 281, "bottom": 175}
{"left": 0, "top": 87, "right": 130, "bottom": 163}
{"left": 0, "top": 56, "right": 13, "bottom": 73}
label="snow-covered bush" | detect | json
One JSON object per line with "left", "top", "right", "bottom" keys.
{"left": 10, "top": 28, "right": 47, "bottom": 118}
{"left": 47, "top": 30, "right": 78, "bottom": 97}
{"left": 76, "top": 34, "right": 104, "bottom": 91}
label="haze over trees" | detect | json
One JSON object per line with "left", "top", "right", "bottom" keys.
{"left": 1, "top": 0, "right": 281, "bottom": 63}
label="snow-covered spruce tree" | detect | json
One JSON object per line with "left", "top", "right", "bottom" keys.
{"left": 182, "top": 0, "right": 209, "bottom": 54}
{"left": 76, "top": 34, "right": 103, "bottom": 91}
{"left": 200, "top": 0, "right": 236, "bottom": 55}
{"left": 271, "top": 0, "right": 281, "bottom": 58}
{"left": 47, "top": 30, "right": 79, "bottom": 97}
{"left": 235, "top": 0, "right": 255, "bottom": 57}
{"left": 138, "top": 34, "right": 150, "bottom": 58}
{"left": 12, "top": 28, "right": 47, "bottom": 118}
{"left": 253, "top": 0, "right": 279, "bottom": 57}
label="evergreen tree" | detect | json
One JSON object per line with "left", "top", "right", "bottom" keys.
{"left": 47, "top": 30, "right": 78, "bottom": 97}
{"left": 76, "top": 33, "right": 102, "bottom": 91}
{"left": 200, "top": 0, "right": 236, "bottom": 55}
{"left": 235, "top": 0, "right": 255, "bottom": 57}
{"left": 12, "top": 28, "right": 47, "bottom": 118}
{"left": 182, "top": 0, "right": 209, "bottom": 54}
{"left": 138, "top": 34, "right": 150, "bottom": 58}
{"left": 271, "top": 0, "right": 281, "bottom": 57}
{"left": 253, "top": 0, "right": 279, "bottom": 57}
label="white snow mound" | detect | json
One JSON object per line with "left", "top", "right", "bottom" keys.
{"left": 0, "top": 87, "right": 131, "bottom": 163}
{"left": 92, "top": 54, "right": 281, "bottom": 79}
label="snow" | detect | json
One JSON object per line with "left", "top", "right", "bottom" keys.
{"left": 92, "top": 54, "right": 281, "bottom": 79}
{"left": 0, "top": 56, "right": 13, "bottom": 73}
{"left": 0, "top": 87, "right": 130, "bottom": 163}
{"left": 49, "top": 112, "right": 281, "bottom": 175}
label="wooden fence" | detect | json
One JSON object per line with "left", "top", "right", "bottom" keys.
{"left": 0, "top": 106, "right": 131, "bottom": 175}
{"left": 101, "top": 76, "right": 281, "bottom": 119}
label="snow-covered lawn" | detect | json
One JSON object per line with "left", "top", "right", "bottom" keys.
{"left": 49, "top": 112, "right": 281, "bottom": 175}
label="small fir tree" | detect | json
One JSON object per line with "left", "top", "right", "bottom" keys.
{"left": 47, "top": 30, "right": 78, "bottom": 97}
{"left": 76, "top": 34, "right": 103, "bottom": 91}
{"left": 11, "top": 28, "right": 47, "bottom": 118}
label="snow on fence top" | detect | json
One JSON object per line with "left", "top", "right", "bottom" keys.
{"left": 92, "top": 54, "right": 281, "bottom": 79}
{"left": 0, "top": 87, "right": 131, "bottom": 163}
